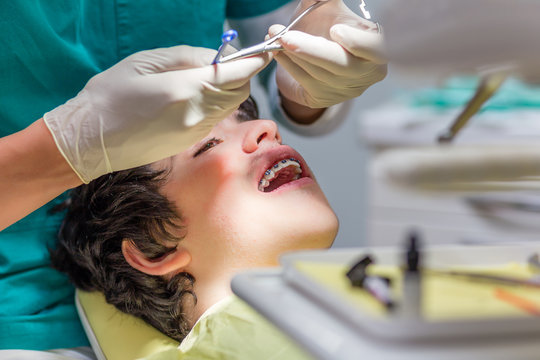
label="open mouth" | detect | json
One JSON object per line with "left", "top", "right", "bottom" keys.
{"left": 258, "top": 158, "right": 303, "bottom": 192}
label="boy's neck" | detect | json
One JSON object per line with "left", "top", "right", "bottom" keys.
{"left": 189, "top": 272, "right": 235, "bottom": 326}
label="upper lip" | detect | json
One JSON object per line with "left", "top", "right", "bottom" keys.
{"left": 255, "top": 145, "right": 311, "bottom": 189}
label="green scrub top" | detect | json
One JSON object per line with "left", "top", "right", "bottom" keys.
{"left": 0, "top": 0, "right": 290, "bottom": 350}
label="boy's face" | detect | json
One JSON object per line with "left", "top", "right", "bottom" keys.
{"left": 158, "top": 112, "right": 338, "bottom": 272}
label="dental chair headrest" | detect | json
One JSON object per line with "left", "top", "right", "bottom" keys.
{"left": 75, "top": 290, "right": 179, "bottom": 360}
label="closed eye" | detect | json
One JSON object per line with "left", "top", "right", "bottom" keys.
{"left": 193, "top": 137, "right": 223, "bottom": 158}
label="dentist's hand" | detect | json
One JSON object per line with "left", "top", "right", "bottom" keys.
{"left": 44, "top": 45, "right": 271, "bottom": 183}
{"left": 270, "top": 0, "right": 387, "bottom": 110}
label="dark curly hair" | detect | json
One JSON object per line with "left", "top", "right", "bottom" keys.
{"left": 50, "top": 97, "right": 259, "bottom": 342}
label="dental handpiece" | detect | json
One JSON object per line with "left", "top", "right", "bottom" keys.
{"left": 438, "top": 72, "right": 507, "bottom": 143}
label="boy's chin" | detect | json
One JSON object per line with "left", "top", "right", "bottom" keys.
{"left": 297, "top": 224, "right": 339, "bottom": 251}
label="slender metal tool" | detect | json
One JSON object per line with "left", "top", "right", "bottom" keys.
{"left": 359, "top": 0, "right": 372, "bottom": 19}
{"left": 438, "top": 72, "right": 507, "bottom": 143}
{"left": 359, "top": 0, "right": 381, "bottom": 33}
{"left": 428, "top": 269, "right": 540, "bottom": 288}
{"left": 217, "top": 1, "right": 326, "bottom": 63}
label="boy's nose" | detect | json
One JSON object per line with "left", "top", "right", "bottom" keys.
{"left": 242, "top": 120, "right": 281, "bottom": 153}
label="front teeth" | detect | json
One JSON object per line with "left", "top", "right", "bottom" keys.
{"left": 258, "top": 158, "right": 302, "bottom": 191}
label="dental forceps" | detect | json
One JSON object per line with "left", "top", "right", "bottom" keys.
{"left": 216, "top": 1, "right": 326, "bottom": 64}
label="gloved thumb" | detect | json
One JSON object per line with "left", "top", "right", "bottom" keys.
{"left": 268, "top": 24, "right": 287, "bottom": 39}
{"left": 330, "top": 24, "right": 387, "bottom": 64}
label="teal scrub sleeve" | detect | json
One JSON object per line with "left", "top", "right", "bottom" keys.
{"left": 226, "top": 0, "right": 293, "bottom": 19}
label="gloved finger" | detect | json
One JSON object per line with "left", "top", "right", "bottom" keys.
{"left": 330, "top": 24, "right": 387, "bottom": 64}
{"left": 132, "top": 45, "right": 218, "bottom": 73}
{"left": 274, "top": 51, "right": 322, "bottom": 87}
{"left": 278, "top": 30, "right": 363, "bottom": 75}
{"left": 136, "top": 44, "right": 244, "bottom": 74}
{"left": 203, "top": 81, "right": 251, "bottom": 113}
{"left": 211, "top": 52, "right": 273, "bottom": 89}
{"left": 268, "top": 24, "right": 287, "bottom": 38}
{"left": 276, "top": 68, "right": 313, "bottom": 108}
{"left": 275, "top": 51, "right": 341, "bottom": 86}
{"left": 166, "top": 52, "right": 272, "bottom": 91}
{"left": 281, "top": 50, "right": 381, "bottom": 88}
{"left": 275, "top": 59, "right": 322, "bottom": 108}
{"left": 275, "top": 56, "right": 370, "bottom": 108}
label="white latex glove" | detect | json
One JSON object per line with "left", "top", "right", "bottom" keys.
{"left": 271, "top": 0, "right": 387, "bottom": 108}
{"left": 44, "top": 45, "right": 271, "bottom": 183}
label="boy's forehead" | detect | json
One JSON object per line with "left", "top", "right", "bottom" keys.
{"left": 210, "top": 111, "right": 258, "bottom": 137}
{"left": 195, "top": 95, "right": 261, "bottom": 139}
{"left": 221, "top": 112, "right": 249, "bottom": 128}
{"left": 232, "top": 110, "right": 257, "bottom": 123}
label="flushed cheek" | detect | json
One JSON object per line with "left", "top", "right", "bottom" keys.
{"left": 178, "top": 162, "right": 246, "bottom": 215}
{"left": 197, "top": 153, "right": 242, "bottom": 180}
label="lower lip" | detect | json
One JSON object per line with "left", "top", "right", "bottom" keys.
{"left": 262, "top": 176, "right": 315, "bottom": 194}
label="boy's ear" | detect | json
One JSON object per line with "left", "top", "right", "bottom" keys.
{"left": 121, "top": 240, "right": 191, "bottom": 276}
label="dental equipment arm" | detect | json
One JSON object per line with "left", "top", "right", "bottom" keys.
{"left": 438, "top": 72, "right": 508, "bottom": 143}
{"left": 373, "top": 145, "right": 540, "bottom": 190}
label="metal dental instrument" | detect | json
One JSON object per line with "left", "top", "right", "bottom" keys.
{"left": 359, "top": 0, "right": 372, "bottom": 19}
{"left": 358, "top": 0, "right": 381, "bottom": 34}
{"left": 438, "top": 72, "right": 508, "bottom": 143}
{"left": 212, "top": 29, "right": 238, "bottom": 64}
{"left": 216, "top": 1, "right": 326, "bottom": 64}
